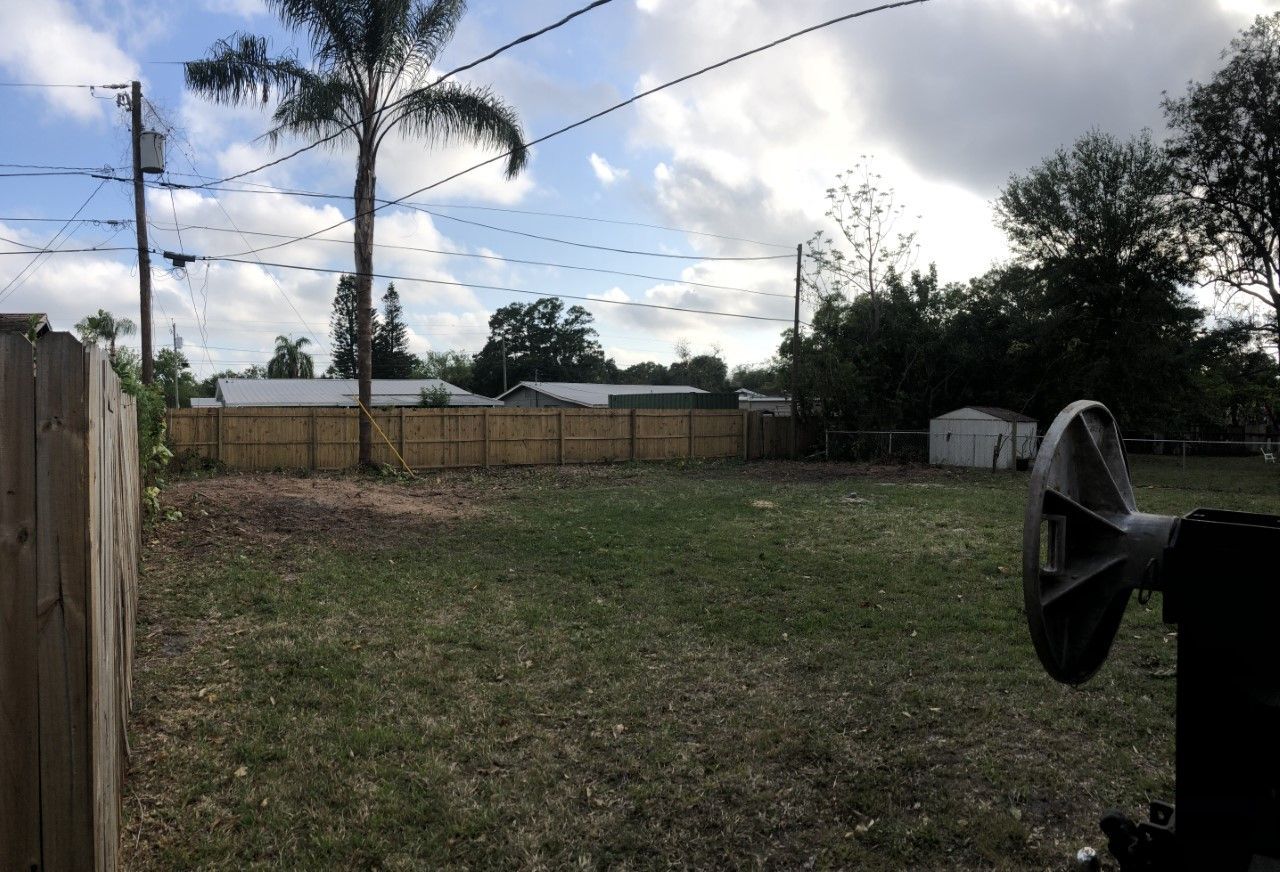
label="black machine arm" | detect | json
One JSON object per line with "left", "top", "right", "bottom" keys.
{"left": 1023, "top": 401, "right": 1280, "bottom": 871}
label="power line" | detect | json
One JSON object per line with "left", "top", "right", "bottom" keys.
{"left": 0, "top": 81, "right": 128, "bottom": 89}
{"left": 204, "top": 0, "right": 928, "bottom": 260}
{"left": 148, "top": 219, "right": 794, "bottom": 299}
{"left": 205, "top": 255, "right": 804, "bottom": 325}
{"left": 151, "top": 169, "right": 792, "bottom": 250}
{"left": 0, "top": 178, "right": 111, "bottom": 305}
{"left": 0, "top": 216, "right": 131, "bottom": 224}
{"left": 0, "top": 245, "right": 138, "bottom": 256}
{"left": 186, "top": 0, "right": 620, "bottom": 189}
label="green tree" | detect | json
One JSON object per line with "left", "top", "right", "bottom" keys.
{"left": 1164, "top": 13, "right": 1280, "bottom": 359}
{"left": 372, "top": 283, "right": 416, "bottom": 378}
{"left": 75, "top": 308, "right": 136, "bottom": 361}
{"left": 268, "top": 335, "right": 316, "bottom": 378}
{"left": 155, "top": 347, "right": 198, "bottom": 408}
{"left": 185, "top": 0, "right": 527, "bottom": 465}
{"left": 618, "top": 361, "right": 669, "bottom": 384}
{"left": 326, "top": 273, "right": 366, "bottom": 378}
{"left": 995, "top": 129, "right": 1204, "bottom": 430}
{"left": 414, "top": 349, "right": 473, "bottom": 388}
{"left": 667, "top": 342, "right": 729, "bottom": 392}
{"left": 472, "top": 298, "right": 610, "bottom": 397}
{"left": 418, "top": 383, "right": 451, "bottom": 407}
{"left": 730, "top": 361, "right": 784, "bottom": 394}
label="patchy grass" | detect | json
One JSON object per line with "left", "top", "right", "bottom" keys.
{"left": 124, "top": 460, "right": 1280, "bottom": 870}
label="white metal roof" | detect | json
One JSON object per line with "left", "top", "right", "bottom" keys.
{"left": 496, "top": 381, "right": 706, "bottom": 407}
{"left": 214, "top": 378, "right": 501, "bottom": 407}
{"left": 932, "top": 405, "right": 1037, "bottom": 424}
{"left": 189, "top": 397, "right": 219, "bottom": 408}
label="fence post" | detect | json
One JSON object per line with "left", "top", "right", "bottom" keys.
{"left": 34, "top": 334, "right": 93, "bottom": 868}
{"left": 687, "top": 409, "right": 695, "bottom": 458}
{"left": 398, "top": 406, "right": 406, "bottom": 466}
{"left": 0, "top": 335, "right": 39, "bottom": 870}
{"left": 558, "top": 409, "right": 565, "bottom": 465}
{"left": 309, "top": 408, "right": 317, "bottom": 470}
{"left": 483, "top": 408, "right": 490, "bottom": 467}
{"left": 630, "top": 409, "right": 637, "bottom": 461}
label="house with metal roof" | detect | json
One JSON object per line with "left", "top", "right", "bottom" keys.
{"left": 189, "top": 396, "right": 220, "bottom": 408}
{"left": 212, "top": 378, "right": 501, "bottom": 408}
{"left": 929, "top": 406, "right": 1038, "bottom": 470}
{"left": 497, "top": 381, "right": 705, "bottom": 408}
{"left": 735, "top": 387, "right": 790, "bottom": 416}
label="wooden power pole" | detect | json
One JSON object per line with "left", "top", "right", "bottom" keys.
{"left": 790, "top": 243, "right": 801, "bottom": 459}
{"left": 130, "top": 80, "right": 154, "bottom": 384}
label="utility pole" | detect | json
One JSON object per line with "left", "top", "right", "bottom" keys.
{"left": 790, "top": 243, "right": 802, "bottom": 459}
{"left": 130, "top": 80, "right": 154, "bottom": 384}
{"left": 171, "top": 321, "right": 181, "bottom": 409}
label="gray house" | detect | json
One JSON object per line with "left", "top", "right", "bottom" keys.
{"left": 497, "top": 381, "right": 705, "bottom": 408}
{"left": 211, "top": 378, "right": 501, "bottom": 408}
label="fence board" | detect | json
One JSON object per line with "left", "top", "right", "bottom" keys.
{"left": 0, "top": 334, "right": 39, "bottom": 870}
{"left": 167, "top": 407, "right": 797, "bottom": 470}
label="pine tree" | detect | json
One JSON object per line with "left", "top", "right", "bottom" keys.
{"left": 373, "top": 283, "right": 415, "bottom": 378}
{"left": 327, "top": 274, "right": 360, "bottom": 378}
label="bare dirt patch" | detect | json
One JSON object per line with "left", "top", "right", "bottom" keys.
{"left": 160, "top": 472, "right": 477, "bottom": 551}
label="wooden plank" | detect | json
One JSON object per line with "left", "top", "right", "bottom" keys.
{"left": 558, "top": 410, "right": 564, "bottom": 465}
{"left": 216, "top": 406, "right": 223, "bottom": 463}
{"left": 35, "top": 332, "right": 93, "bottom": 869}
{"left": 399, "top": 406, "right": 406, "bottom": 465}
{"left": 741, "top": 410, "right": 748, "bottom": 460}
{"left": 687, "top": 409, "right": 695, "bottom": 457}
{"left": 309, "top": 408, "right": 317, "bottom": 470}
{"left": 630, "top": 409, "right": 637, "bottom": 461}
{"left": 0, "top": 334, "right": 40, "bottom": 870}
{"left": 483, "top": 408, "right": 490, "bottom": 467}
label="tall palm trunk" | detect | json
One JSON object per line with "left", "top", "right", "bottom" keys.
{"left": 354, "top": 142, "right": 377, "bottom": 466}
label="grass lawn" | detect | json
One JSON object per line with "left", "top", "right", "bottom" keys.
{"left": 124, "top": 456, "right": 1280, "bottom": 870}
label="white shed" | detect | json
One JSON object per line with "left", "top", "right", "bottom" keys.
{"left": 928, "top": 406, "right": 1038, "bottom": 470}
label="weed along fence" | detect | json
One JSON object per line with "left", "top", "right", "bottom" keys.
{"left": 167, "top": 406, "right": 792, "bottom": 471}
{"left": 0, "top": 333, "right": 141, "bottom": 870}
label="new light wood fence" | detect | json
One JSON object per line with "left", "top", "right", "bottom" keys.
{"left": 1, "top": 332, "right": 140, "bottom": 871}
{"left": 167, "top": 406, "right": 788, "bottom": 471}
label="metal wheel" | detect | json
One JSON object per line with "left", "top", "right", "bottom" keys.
{"left": 1022, "top": 401, "right": 1175, "bottom": 685}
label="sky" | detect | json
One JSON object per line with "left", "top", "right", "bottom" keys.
{"left": 1, "top": 0, "right": 1277, "bottom": 381}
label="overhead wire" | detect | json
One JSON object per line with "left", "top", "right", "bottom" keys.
{"left": 147, "top": 219, "right": 794, "bottom": 299}
{"left": 0, "top": 177, "right": 110, "bottom": 305}
{"left": 203, "top": 255, "right": 805, "bottom": 325}
{"left": 182, "top": 0, "right": 620, "bottom": 189}
{"left": 200, "top": 0, "right": 928, "bottom": 261}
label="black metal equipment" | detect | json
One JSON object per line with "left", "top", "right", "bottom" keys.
{"left": 1023, "top": 401, "right": 1280, "bottom": 871}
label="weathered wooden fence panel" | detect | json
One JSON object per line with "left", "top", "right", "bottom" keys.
{"left": 1, "top": 332, "right": 140, "bottom": 871}
{"left": 168, "top": 406, "right": 776, "bottom": 471}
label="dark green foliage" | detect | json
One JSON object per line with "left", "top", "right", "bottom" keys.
{"left": 618, "top": 361, "right": 670, "bottom": 384}
{"left": 418, "top": 384, "right": 451, "bottom": 407}
{"left": 730, "top": 361, "right": 785, "bottom": 394}
{"left": 372, "top": 284, "right": 416, "bottom": 378}
{"left": 471, "top": 298, "right": 612, "bottom": 396}
{"left": 1164, "top": 13, "right": 1280, "bottom": 356}
{"left": 668, "top": 348, "right": 729, "bottom": 392}
{"left": 155, "top": 348, "right": 200, "bottom": 409}
{"left": 413, "top": 349, "right": 474, "bottom": 389}
{"left": 326, "top": 274, "right": 366, "bottom": 379}
{"left": 267, "top": 335, "right": 315, "bottom": 378}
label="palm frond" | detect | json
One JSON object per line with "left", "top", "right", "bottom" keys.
{"left": 183, "top": 33, "right": 311, "bottom": 105}
{"left": 384, "top": 81, "right": 527, "bottom": 178}
{"left": 407, "top": 0, "right": 467, "bottom": 70}
{"left": 262, "top": 74, "right": 361, "bottom": 147}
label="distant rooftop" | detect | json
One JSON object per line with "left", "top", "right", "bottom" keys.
{"left": 497, "top": 381, "right": 706, "bottom": 407}
{"left": 0, "top": 313, "right": 50, "bottom": 337}
{"left": 214, "top": 378, "right": 500, "bottom": 407}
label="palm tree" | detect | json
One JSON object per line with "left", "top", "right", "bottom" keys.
{"left": 267, "top": 335, "right": 316, "bottom": 378}
{"left": 184, "top": 0, "right": 527, "bottom": 465}
{"left": 74, "top": 308, "right": 136, "bottom": 361}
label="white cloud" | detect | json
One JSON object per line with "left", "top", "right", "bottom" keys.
{"left": 589, "top": 153, "right": 629, "bottom": 185}
{"left": 0, "top": 0, "right": 140, "bottom": 122}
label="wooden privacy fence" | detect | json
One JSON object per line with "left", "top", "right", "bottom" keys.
{"left": 1, "top": 333, "right": 141, "bottom": 871}
{"left": 168, "top": 406, "right": 796, "bottom": 471}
